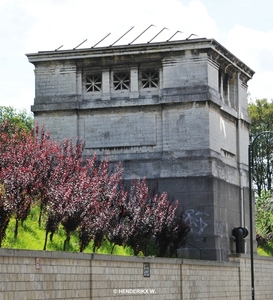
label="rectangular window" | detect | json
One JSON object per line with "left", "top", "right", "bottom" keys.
{"left": 113, "top": 72, "right": 130, "bottom": 90}
{"left": 141, "top": 70, "right": 159, "bottom": 88}
{"left": 85, "top": 74, "right": 102, "bottom": 92}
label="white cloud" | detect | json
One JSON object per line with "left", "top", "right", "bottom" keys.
{"left": 186, "top": 0, "right": 218, "bottom": 39}
{"left": 23, "top": 0, "right": 219, "bottom": 52}
{"left": 0, "top": 0, "right": 237, "bottom": 111}
{"left": 7, "top": 87, "right": 34, "bottom": 112}
{"left": 226, "top": 25, "right": 273, "bottom": 100}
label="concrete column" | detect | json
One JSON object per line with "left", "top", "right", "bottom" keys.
{"left": 102, "top": 68, "right": 110, "bottom": 100}
{"left": 219, "top": 72, "right": 224, "bottom": 103}
{"left": 225, "top": 75, "right": 231, "bottom": 106}
{"left": 130, "top": 67, "right": 139, "bottom": 99}
{"left": 76, "top": 68, "right": 82, "bottom": 100}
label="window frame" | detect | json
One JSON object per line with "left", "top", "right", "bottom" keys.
{"left": 140, "top": 70, "right": 159, "bottom": 89}
{"left": 84, "top": 74, "right": 102, "bottom": 93}
{"left": 113, "top": 72, "right": 130, "bottom": 91}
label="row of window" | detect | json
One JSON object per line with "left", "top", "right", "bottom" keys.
{"left": 85, "top": 70, "right": 159, "bottom": 93}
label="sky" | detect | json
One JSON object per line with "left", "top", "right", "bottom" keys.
{"left": 0, "top": 0, "right": 273, "bottom": 112}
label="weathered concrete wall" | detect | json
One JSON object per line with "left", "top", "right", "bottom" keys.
{"left": 0, "top": 249, "right": 272, "bottom": 300}
{"left": 27, "top": 39, "right": 254, "bottom": 261}
{"left": 34, "top": 63, "right": 77, "bottom": 102}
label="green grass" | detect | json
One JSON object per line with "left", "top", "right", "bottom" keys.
{"left": 5, "top": 204, "right": 273, "bottom": 258}
{"left": 257, "top": 242, "right": 273, "bottom": 257}
{"left": 2, "top": 205, "right": 134, "bottom": 256}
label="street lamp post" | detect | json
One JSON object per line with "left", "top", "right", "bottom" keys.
{"left": 248, "top": 131, "right": 273, "bottom": 300}
{"left": 248, "top": 143, "right": 255, "bottom": 300}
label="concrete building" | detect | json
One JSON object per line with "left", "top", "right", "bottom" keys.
{"left": 26, "top": 38, "right": 254, "bottom": 261}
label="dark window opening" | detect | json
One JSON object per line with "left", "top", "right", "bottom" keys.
{"left": 85, "top": 75, "right": 102, "bottom": 92}
{"left": 141, "top": 71, "right": 159, "bottom": 88}
{"left": 113, "top": 73, "right": 130, "bottom": 90}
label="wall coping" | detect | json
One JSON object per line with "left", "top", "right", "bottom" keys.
{"left": 3, "top": 248, "right": 271, "bottom": 266}
{"left": 229, "top": 253, "right": 273, "bottom": 262}
{"left": 0, "top": 248, "right": 241, "bottom": 267}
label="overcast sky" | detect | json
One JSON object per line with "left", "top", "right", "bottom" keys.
{"left": 0, "top": 0, "right": 272, "bottom": 112}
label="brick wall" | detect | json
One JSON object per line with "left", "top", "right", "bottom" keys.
{"left": 0, "top": 249, "right": 272, "bottom": 299}
{"left": 0, "top": 249, "right": 91, "bottom": 300}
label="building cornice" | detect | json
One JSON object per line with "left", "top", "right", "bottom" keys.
{"left": 26, "top": 38, "right": 254, "bottom": 82}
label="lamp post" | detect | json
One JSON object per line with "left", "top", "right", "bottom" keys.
{"left": 248, "top": 131, "right": 273, "bottom": 300}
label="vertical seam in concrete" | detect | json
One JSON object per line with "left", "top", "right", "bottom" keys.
{"left": 76, "top": 109, "right": 79, "bottom": 139}
{"left": 90, "top": 254, "right": 93, "bottom": 300}
{"left": 238, "top": 260, "right": 242, "bottom": 300}
{"left": 180, "top": 260, "right": 183, "bottom": 300}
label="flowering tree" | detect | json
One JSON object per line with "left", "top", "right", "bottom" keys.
{"left": 123, "top": 179, "right": 155, "bottom": 255}
{"left": 0, "top": 120, "right": 190, "bottom": 255}
{"left": 120, "top": 179, "right": 190, "bottom": 256}
{"left": 32, "top": 126, "right": 61, "bottom": 226}
{"left": 42, "top": 139, "right": 86, "bottom": 250}
{"left": 0, "top": 122, "right": 36, "bottom": 237}
{"left": 78, "top": 157, "right": 127, "bottom": 252}
{"left": 57, "top": 141, "right": 89, "bottom": 251}
{"left": 0, "top": 184, "right": 12, "bottom": 247}
{"left": 0, "top": 122, "right": 63, "bottom": 242}
{"left": 155, "top": 205, "right": 190, "bottom": 257}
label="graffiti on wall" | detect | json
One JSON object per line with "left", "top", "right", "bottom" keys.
{"left": 185, "top": 209, "right": 209, "bottom": 235}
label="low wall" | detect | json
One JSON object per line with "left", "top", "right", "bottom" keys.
{"left": 0, "top": 248, "right": 272, "bottom": 299}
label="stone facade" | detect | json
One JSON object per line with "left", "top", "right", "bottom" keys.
{"left": 26, "top": 38, "right": 254, "bottom": 261}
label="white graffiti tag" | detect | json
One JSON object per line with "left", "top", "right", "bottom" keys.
{"left": 185, "top": 209, "right": 209, "bottom": 234}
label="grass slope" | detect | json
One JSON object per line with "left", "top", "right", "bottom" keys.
{"left": 3, "top": 205, "right": 273, "bottom": 257}
{"left": 2, "top": 205, "right": 134, "bottom": 256}
{"left": 257, "top": 242, "right": 273, "bottom": 256}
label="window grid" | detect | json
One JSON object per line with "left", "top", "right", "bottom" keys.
{"left": 85, "top": 75, "right": 102, "bottom": 92}
{"left": 113, "top": 73, "right": 130, "bottom": 90}
{"left": 141, "top": 71, "right": 159, "bottom": 88}
{"left": 84, "top": 69, "right": 160, "bottom": 94}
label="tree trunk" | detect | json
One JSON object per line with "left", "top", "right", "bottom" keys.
{"left": 14, "top": 218, "right": 19, "bottom": 238}
{"left": 63, "top": 232, "right": 70, "bottom": 251}
{"left": 43, "top": 230, "right": 49, "bottom": 250}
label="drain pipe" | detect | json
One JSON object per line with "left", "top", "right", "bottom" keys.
{"left": 236, "top": 71, "right": 245, "bottom": 227}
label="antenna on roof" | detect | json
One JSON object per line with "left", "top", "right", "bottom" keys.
{"left": 166, "top": 31, "right": 183, "bottom": 42}
{"left": 73, "top": 39, "right": 87, "bottom": 50}
{"left": 55, "top": 45, "right": 63, "bottom": 51}
{"left": 91, "top": 33, "right": 111, "bottom": 48}
{"left": 186, "top": 33, "right": 197, "bottom": 40}
{"left": 128, "top": 24, "right": 155, "bottom": 45}
{"left": 110, "top": 27, "right": 134, "bottom": 47}
{"left": 148, "top": 27, "right": 168, "bottom": 43}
